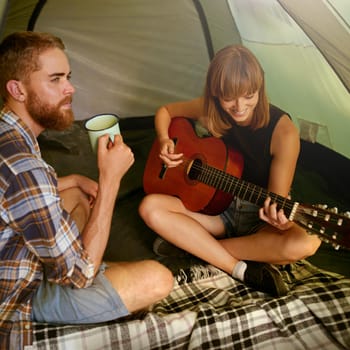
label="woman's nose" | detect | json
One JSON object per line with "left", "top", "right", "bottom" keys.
{"left": 235, "top": 98, "right": 244, "bottom": 111}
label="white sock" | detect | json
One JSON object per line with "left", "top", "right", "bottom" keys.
{"left": 232, "top": 261, "right": 247, "bottom": 281}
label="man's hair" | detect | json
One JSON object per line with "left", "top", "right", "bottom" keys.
{"left": 0, "top": 31, "right": 65, "bottom": 102}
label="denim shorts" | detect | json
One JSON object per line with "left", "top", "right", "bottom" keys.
{"left": 220, "top": 197, "right": 266, "bottom": 237}
{"left": 31, "top": 263, "right": 129, "bottom": 324}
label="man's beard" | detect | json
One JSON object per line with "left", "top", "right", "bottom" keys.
{"left": 26, "top": 90, "right": 75, "bottom": 131}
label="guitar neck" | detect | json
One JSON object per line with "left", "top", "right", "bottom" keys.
{"left": 192, "top": 159, "right": 297, "bottom": 219}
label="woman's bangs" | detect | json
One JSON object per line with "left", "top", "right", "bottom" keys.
{"left": 217, "top": 65, "right": 261, "bottom": 100}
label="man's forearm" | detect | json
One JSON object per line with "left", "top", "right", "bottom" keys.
{"left": 81, "top": 181, "right": 120, "bottom": 273}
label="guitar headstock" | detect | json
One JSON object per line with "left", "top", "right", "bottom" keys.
{"left": 295, "top": 203, "right": 350, "bottom": 250}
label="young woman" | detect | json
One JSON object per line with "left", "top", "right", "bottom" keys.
{"left": 139, "top": 45, "right": 321, "bottom": 297}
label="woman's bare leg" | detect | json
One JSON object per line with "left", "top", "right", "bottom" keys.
{"left": 139, "top": 194, "right": 239, "bottom": 275}
{"left": 220, "top": 224, "right": 321, "bottom": 265}
{"left": 140, "top": 194, "right": 320, "bottom": 267}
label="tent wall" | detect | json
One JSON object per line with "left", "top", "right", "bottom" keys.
{"left": 0, "top": 0, "right": 39, "bottom": 36}
{"left": 34, "top": 0, "right": 212, "bottom": 120}
{"left": 0, "top": 0, "right": 349, "bottom": 161}
{"left": 279, "top": 0, "right": 350, "bottom": 93}
{"left": 225, "top": 0, "right": 350, "bottom": 159}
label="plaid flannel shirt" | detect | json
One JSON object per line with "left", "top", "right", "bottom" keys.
{"left": 0, "top": 109, "right": 95, "bottom": 350}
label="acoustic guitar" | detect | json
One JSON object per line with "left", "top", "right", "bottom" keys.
{"left": 143, "top": 117, "right": 350, "bottom": 250}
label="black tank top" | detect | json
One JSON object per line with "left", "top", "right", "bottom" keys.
{"left": 222, "top": 104, "right": 290, "bottom": 189}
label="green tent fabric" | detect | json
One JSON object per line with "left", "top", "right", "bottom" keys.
{"left": 1, "top": 0, "right": 350, "bottom": 160}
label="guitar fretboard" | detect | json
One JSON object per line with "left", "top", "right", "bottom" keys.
{"left": 190, "top": 159, "right": 296, "bottom": 218}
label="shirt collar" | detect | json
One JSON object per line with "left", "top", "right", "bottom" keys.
{"left": 0, "top": 107, "right": 42, "bottom": 157}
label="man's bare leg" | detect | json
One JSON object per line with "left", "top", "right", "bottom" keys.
{"left": 104, "top": 261, "right": 174, "bottom": 313}
{"left": 60, "top": 187, "right": 174, "bottom": 313}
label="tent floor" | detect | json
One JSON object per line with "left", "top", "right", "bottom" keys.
{"left": 38, "top": 119, "right": 350, "bottom": 278}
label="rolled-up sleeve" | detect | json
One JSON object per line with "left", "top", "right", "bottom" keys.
{"left": 6, "top": 163, "right": 95, "bottom": 288}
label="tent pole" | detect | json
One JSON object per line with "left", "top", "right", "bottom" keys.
{"left": 192, "top": 0, "right": 214, "bottom": 60}
{"left": 27, "top": 0, "right": 47, "bottom": 31}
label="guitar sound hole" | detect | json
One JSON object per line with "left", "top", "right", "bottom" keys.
{"left": 188, "top": 158, "right": 203, "bottom": 181}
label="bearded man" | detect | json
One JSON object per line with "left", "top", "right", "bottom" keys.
{"left": 0, "top": 31, "right": 173, "bottom": 350}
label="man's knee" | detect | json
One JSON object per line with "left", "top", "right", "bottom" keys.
{"left": 126, "top": 259, "right": 174, "bottom": 298}
{"left": 104, "top": 260, "right": 174, "bottom": 312}
{"left": 60, "top": 187, "right": 91, "bottom": 231}
{"left": 143, "top": 260, "right": 174, "bottom": 298}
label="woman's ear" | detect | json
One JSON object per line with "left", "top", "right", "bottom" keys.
{"left": 6, "top": 80, "right": 26, "bottom": 102}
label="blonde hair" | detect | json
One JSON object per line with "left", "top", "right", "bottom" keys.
{"left": 203, "top": 45, "right": 269, "bottom": 137}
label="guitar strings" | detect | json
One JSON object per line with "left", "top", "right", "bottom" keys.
{"left": 179, "top": 157, "right": 348, "bottom": 228}
{"left": 185, "top": 157, "right": 294, "bottom": 212}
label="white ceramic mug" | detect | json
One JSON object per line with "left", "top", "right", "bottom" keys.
{"left": 85, "top": 113, "right": 120, "bottom": 153}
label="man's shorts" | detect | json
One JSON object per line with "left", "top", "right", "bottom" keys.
{"left": 31, "top": 263, "right": 129, "bottom": 324}
{"left": 220, "top": 197, "right": 266, "bottom": 237}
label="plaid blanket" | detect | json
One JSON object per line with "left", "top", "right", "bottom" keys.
{"left": 31, "top": 260, "right": 350, "bottom": 349}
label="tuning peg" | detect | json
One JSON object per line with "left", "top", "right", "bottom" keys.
{"left": 330, "top": 207, "right": 338, "bottom": 214}
{"left": 332, "top": 243, "right": 340, "bottom": 250}
{"left": 343, "top": 211, "right": 350, "bottom": 218}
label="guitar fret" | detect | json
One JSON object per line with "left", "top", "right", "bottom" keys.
{"left": 256, "top": 187, "right": 263, "bottom": 205}
{"left": 247, "top": 184, "right": 255, "bottom": 203}
{"left": 222, "top": 172, "right": 232, "bottom": 193}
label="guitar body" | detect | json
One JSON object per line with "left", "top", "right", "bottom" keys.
{"left": 143, "top": 117, "right": 244, "bottom": 215}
